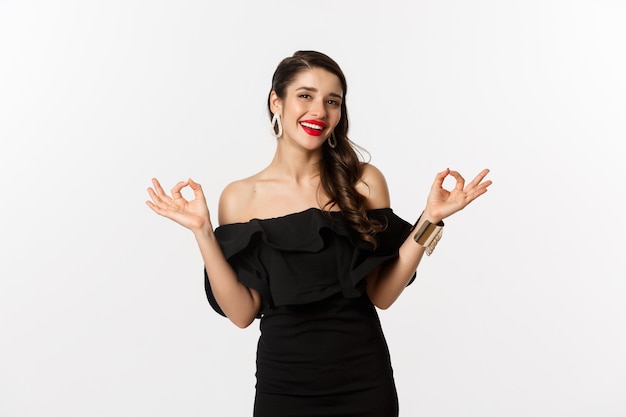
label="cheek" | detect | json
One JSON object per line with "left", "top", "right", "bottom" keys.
{"left": 288, "top": 103, "right": 306, "bottom": 117}
{"left": 333, "top": 110, "right": 342, "bottom": 126}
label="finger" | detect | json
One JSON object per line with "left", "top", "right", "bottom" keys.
{"left": 448, "top": 170, "right": 465, "bottom": 190}
{"left": 147, "top": 186, "right": 166, "bottom": 206}
{"left": 146, "top": 199, "right": 166, "bottom": 216}
{"left": 466, "top": 168, "right": 491, "bottom": 189}
{"left": 466, "top": 179, "right": 493, "bottom": 202}
{"left": 431, "top": 168, "right": 450, "bottom": 189}
{"left": 466, "top": 183, "right": 490, "bottom": 202}
{"left": 152, "top": 178, "right": 167, "bottom": 197}
{"left": 188, "top": 178, "right": 205, "bottom": 198}
{"left": 146, "top": 199, "right": 159, "bottom": 212}
{"left": 171, "top": 180, "right": 188, "bottom": 200}
{"left": 148, "top": 187, "right": 161, "bottom": 202}
{"left": 480, "top": 179, "right": 493, "bottom": 189}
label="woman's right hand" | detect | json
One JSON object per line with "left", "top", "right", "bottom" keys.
{"left": 146, "top": 178, "right": 213, "bottom": 233}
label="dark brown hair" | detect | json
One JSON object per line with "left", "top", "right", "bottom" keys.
{"left": 267, "top": 50, "right": 384, "bottom": 248}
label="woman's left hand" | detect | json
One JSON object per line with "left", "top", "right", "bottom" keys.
{"left": 424, "top": 168, "right": 492, "bottom": 222}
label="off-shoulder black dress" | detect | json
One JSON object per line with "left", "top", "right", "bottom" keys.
{"left": 204, "top": 208, "right": 415, "bottom": 417}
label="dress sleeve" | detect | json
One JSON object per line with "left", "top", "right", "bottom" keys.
{"left": 347, "top": 208, "right": 417, "bottom": 289}
{"left": 204, "top": 225, "right": 273, "bottom": 317}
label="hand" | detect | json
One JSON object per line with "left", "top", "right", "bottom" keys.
{"left": 146, "top": 178, "right": 213, "bottom": 233}
{"left": 424, "top": 168, "right": 492, "bottom": 222}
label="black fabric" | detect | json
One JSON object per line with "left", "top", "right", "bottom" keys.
{"left": 203, "top": 208, "right": 415, "bottom": 416}
{"left": 204, "top": 208, "right": 415, "bottom": 316}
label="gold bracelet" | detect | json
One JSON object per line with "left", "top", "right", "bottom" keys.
{"left": 413, "top": 218, "right": 444, "bottom": 256}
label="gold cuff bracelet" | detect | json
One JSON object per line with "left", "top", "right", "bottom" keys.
{"left": 413, "top": 218, "right": 444, "bottom": 256}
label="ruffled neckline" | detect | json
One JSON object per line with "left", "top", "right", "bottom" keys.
{"left": 217, "top": 207, "right": 346, "bottom": 227}
{"left": 214, "top": 208, "right": 399, "bottom": 254}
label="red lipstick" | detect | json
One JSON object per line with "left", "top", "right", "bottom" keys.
{"left": 300, "top": 120, "right": 326, "bottom": 137}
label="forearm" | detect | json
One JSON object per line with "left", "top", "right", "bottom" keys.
{"left": 194, "top": 229, "right": 261, "bottom": 328}
{"left": 366, "top": 235, "right": 425, "bottom": 309}
{"left": 366, "top": 212, "right": 440, "bottom": 309}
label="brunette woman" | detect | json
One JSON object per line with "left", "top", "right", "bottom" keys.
{"left": 147, "top": 50, "right": 491, "bottom": 417}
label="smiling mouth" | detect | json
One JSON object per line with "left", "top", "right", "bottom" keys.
{"left": 300, "top": 122, "right": 324, "bottom": 137}
{"left": 299, "top": 120, "right": 326, "bottom": 137}
{"left": 300, "top": 121, "right": 325, "bottom": 130}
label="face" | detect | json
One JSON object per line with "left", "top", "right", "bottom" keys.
{"left": 271, "top": 67, "right": 343, "bottom": 151}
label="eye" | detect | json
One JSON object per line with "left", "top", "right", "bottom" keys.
{"left": 299, "top": 94, "right": 312, "bottom": 99}
{"left": 326, "top": 99, "right": 340, "bottom": 107}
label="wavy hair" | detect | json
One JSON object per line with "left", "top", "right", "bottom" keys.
{"left": 267, "top": 50, "right": 384, "bottom": 248}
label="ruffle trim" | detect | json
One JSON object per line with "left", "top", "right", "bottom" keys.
{"left": 204, "top": 208, "right": 415, "bottom": 317}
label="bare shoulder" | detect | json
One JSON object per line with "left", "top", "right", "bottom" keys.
{"left": 357, "top": 162, "right": 391, "bottom": 210}
{"left": 218, "top": 177, "right": 257, "bottom": 226}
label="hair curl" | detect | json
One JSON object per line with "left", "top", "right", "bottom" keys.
{"left": 267, "top": 50, "right": 385, "bottom": 248}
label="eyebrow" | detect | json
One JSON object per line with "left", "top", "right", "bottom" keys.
{"left": 296, "top": 86, "right": 343, "bottom": 99}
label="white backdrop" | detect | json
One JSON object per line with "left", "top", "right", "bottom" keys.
{"left": 1, "top": 1, "right": 625, "bottom": 416}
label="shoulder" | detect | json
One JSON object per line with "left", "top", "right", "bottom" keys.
{"left": 218, "top": 177, "right": 257, "bottom": 226}
{"left": 356, "top": 162, "right": 391, "bottom": 210}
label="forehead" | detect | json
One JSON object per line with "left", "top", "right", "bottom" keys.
{"left": 288, "top": 67, "right": 343, "bottom": 96}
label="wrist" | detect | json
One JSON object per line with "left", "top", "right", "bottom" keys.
{"left": 193, "top": 224, "right": 215, "bottom": 242}
{"left": 421, "top": 208, "right": 443, "bottom": 225}
{"left": 411, "top": 212, "right": 444, "bottom": 256}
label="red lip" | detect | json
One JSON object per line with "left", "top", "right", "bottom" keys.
{"left": 300, "top": 120, "right": 326, "bottom": 137}
{"left": 301, "top": 120, "right": 327, "bottom": 128}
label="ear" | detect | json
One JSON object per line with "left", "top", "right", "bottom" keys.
{"left": 269, "top": 91, "right": 282, "bottom": 114}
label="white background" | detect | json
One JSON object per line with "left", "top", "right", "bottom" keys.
{"left": 1, "top": 0, "right": 625, "bottom": 416}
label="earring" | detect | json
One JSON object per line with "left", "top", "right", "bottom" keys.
{"left": 271, "top": 113, "right": 283, "bottom": 138}
{"left": 327, "top": 133, "right": 337, "bottom": 149}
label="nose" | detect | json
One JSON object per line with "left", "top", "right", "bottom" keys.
{"left": 310, "top": 98, "right": 326, "bottom": 118}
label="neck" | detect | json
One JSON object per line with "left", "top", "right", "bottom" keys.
{"left": 268, "top": 141, "right": 323, "bottom": 184}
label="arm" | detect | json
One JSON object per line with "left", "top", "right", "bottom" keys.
{"left": 362, "top": 166, "right": 492, "bottom": 309}
{"left": 146, "top": 178, "right": 261, "bottom": 328}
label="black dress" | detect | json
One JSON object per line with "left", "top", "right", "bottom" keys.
{"left": 204, "top": 208, "right": 415, "bottom": 417}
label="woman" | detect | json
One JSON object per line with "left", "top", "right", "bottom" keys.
{"left": 146, "top": 50, "right": 491, "bottom": 417}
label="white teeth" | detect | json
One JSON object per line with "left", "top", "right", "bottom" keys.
{"left": 300, "top": 122, "right": 323, "bottom": 130}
